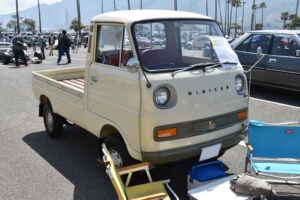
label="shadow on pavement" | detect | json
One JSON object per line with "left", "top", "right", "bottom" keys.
{"left": 250, "top": 85, "right": 300, "bottom": 107}
{"left": 22, "top": 126, "right": 200, "bottom": 200}
{"left": 23, "top": 126, "right": 116, "bottom": 200}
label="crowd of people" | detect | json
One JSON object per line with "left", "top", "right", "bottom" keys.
{"left": 5, "top": 30, "right": 78, "bottom": 67}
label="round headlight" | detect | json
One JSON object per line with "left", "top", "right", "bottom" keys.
{"left": 235, "top": 75, "right": 245, "bottom": 94}
{"left": 154, "top": 87, "right": 170, "bottom": 106}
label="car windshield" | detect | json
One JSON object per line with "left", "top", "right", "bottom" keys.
{"left": 133, "top": 19, "right": 225, "bottom": 72}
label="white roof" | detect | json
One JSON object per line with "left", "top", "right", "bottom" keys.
{"left": 91, "top": 10, "right": 212, "bottom": 24}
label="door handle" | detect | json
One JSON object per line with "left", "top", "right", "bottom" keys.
{"left": 90, "top": 76, "right": 98, "bottom": 82}
{"left": 269, "top": 58, "right": 277, "bottom": 63}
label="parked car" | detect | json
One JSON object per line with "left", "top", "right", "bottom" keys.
{"left": 0, "top": 42, "right": 12, "bottom": 62}
{"left": 186, "top": 35, "right": 211, "bottom": 50}
{"left": 231, "top": 30, "right": 300, "bottom": 91}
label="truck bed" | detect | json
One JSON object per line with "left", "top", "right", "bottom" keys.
{"left": 32, "top": 67, "right": 85, "bottom": 97}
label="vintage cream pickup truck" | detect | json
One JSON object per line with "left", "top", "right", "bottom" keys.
{"left": 32, "top": 10, "right": 249, "bottom": 167}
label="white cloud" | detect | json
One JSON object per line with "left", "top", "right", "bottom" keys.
{"left": 0, "top": 0, "right": 62, "bottom": 15}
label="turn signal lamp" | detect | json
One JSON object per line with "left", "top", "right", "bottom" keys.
{"left": 237, "top": 110, "right": 248, "bottom": 121}
{"left": 156, "top": 128, "right": 177, "bottom": 138}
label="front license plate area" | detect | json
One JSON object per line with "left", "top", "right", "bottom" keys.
{"left": 199, "top": 143, "right": 222, "bottom": 162}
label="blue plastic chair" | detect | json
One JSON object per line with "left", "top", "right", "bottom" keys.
{"left": 245, "top": 120, "right": 300, "bottom": 184}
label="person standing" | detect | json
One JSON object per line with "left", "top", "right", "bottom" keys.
{"left": 12, "top": 33, "right": 28, "bottom": 67}
{"left": 48, "top": 33, "right": 56, "bottom": 56}
{"left": 57, "top": 30, "right": 71, "bottom": 64}
{"left": 37, "top": 32, "right": 46, "bottom": 59}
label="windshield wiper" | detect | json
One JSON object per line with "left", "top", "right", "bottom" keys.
{"left": 171, "top": 62, "right": 215, "bottom": 77}
{"left": 204, "top": 61, "right": 237, "bottom": 71}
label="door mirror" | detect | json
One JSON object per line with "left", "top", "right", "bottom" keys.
{"left": 257, "top": 46, "right": 263, "bottom": 58}
{"left": 126, "top": 58, "right": 140, "bottom": 73}
{"left": 296, "top": 50, "right": 300, "bottom": 57}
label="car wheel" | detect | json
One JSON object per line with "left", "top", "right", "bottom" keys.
{"left": 101, "top": 135, "right": 136, "bottom": 168}
{"left": 3, "top": 56, "right": 10, "bottom": 65}
{"left": 43, "top": 102, "right": 64, "bottom": 138}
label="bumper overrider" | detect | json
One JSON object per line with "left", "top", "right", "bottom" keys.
{"left": 142, "top": 126, "right": 247, "bottom": 164}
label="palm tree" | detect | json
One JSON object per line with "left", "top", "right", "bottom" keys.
{"left": 76, "top": 0, "right": 82, "bottom": 40}
{"left": 250, "top": 0, "right": 256, "bottom": 30}
{"left": 241, "top": 1, "right": 246, "bottom": 32}
{"left": 113, "top": 0, "right": 116, "bottom": 11}
{"left": 101, "top": 0, "right": 103, "bottom": 13}
{"left": 218, "top": 0, "right": 223, "bottom": 31}
{"left": 215, "top": 0, "right": 218, "bottom": 20}
{"left": 140, "top": 0, "right": 143, "bottom": 9}
{"left": 296, "top": 0, "right": 299, "bottom": 18}
{"left": 206, "top": 0, "right": 208, "bottom": 16}
{"left": 229, "top": 0, "right": 233, "bottom": 35}
{"left": 233, "top": 0, "right": 241, "bottom": 37}
{"left": 127, "top": 0, "right": 131, "bottom": 10}
{"left": 251, "top": 3, "right": 258, "bottom": 30}
{"left": 281, "top": 12, "right": 289, "bottom": 29}
{"left": 259, "top": 2, "right": 266, "bottom": 29}
{"left": 174, "top": 0, "right": 177, "bottom": 10}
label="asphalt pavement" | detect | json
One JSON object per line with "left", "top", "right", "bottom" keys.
{"left": 0, "top": 48, "right": 300, "bottom": 200}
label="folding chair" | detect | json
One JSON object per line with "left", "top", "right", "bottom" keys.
{"left": 102, "top": 144, "right": 179, "bottom": 200}
{"left": 245, "top": 120, "right": 300, "bottom": 184}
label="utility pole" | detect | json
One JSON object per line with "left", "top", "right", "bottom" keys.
{"left": 101, "top": 0, "right": 103, "bottom": 13}
{"left": 15, "top": 0, "right": 20, "bottom": 34}
{"left": 206, "top": 0, "right": 208, "bottom": 16}
{"left": 215, "top": 0, "right": 218, "bottom": 20}
{"left": 241, "top": 1, "right": 245, "bottom": 32}
{"left": 174, "top": 0, "right": 177, "bottom": 11}
{"left": 76, "top": 0, "right": 82, "bottom": 40}
{"left": 37, "top": 0, "right": 42, "bottom": 33}
{"left": 140, "top": 0, "right": 142, "bottom": 9}
{"left": 127, "top": 0, "right": 131, "bottom": 10}
{"left": 296, "top": 0, "right": 299, "bottom": 18}
{"left": 113, "top": 0, "right": 116, "bottom": 11}
{"left": 250, "top": 0, "right": 256, "bottom": 30}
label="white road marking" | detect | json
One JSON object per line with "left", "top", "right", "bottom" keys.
{"left": 250, "top": 97, "right": 300, "bottom": 110}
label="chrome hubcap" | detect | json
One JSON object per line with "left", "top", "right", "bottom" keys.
{"left": 110, "top": 149, "right": 123, "bottom": 168}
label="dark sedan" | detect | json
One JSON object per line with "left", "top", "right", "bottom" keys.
{"left": 0, "top": 42, "right": 12, "bottom": 61}
{"left": 231, "top": 30, "right": 300, "bottom": 92}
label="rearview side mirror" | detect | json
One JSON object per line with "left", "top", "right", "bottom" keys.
{"left": 257, "top": 46, "right": 263, "bottom": 58}
{"left": 126, "top": 58, "right": 140, "bottom": 73}
{"left": 296, "top": 50, "right": 300, "bottom": 57}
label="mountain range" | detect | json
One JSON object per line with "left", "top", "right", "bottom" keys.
{"left": 0, "top": 0, "right": 299, "bottom": 31}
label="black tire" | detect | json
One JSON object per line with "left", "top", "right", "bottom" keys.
{"left": 3, "top": 56, "right": 10, "bottom": 65}
{"left": 43, "top": 102, "right": 64, "bottom": 138}
{"left": 101, "top": 135, "right": 136, "bottom": 168}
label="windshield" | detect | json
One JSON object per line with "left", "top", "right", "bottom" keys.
{"left": 133, "top": 20, "right": 224, "bottom": 72}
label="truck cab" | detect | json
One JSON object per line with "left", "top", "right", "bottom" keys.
{"left": 33, "top": 10, "right": 248, "bottom": 167}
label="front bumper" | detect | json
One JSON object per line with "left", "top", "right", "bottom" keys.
{"left": 141, "top": 126, "right": 247, "bottom": 164}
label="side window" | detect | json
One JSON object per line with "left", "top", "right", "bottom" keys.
{"left": 271, "top": 35, "right": 300, "bottom": 56}
{"left": 95, "top": 25, "right": 123, "bottom": 67}
{"left": 236, "top": 36, "right": 252, "bottom": 51}
{"left": 248, "top": 34, "right": 272, "bottom": 54}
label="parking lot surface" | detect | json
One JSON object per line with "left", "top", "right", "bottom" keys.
{"left": 0, "top": 48, "right": 300, "bottom": 200}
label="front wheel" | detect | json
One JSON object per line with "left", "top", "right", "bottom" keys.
{"left": 43, "top": 103, "right": 64, "bottom": 138}
{"left": 101, "top": 135, "right": 136, "bottom": 168}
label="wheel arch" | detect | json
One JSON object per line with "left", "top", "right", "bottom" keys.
{"left": 39, "top": 95, "right": 51, "bottom": 117}
{"left": 99, "top": 124, "right": 141, "bottom": 161}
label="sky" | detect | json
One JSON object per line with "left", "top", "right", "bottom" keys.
{"left": 0, "top": 0, "right": 62, "bottom": 14}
